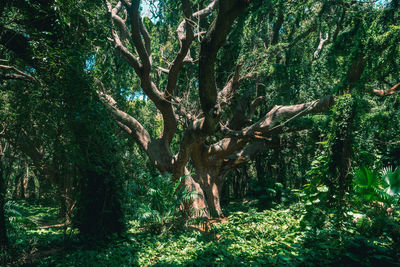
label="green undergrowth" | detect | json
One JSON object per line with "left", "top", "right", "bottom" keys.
{"left": 6, "top": 201, "right": 400, "bottom": 266}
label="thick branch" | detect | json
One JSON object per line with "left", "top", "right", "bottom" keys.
{"left": 222, "top": 96, "right": 334, "bottom": 139}
{"left": 224, "top": 141, "right": 271, "bottom": 166}
{"left": 286, "top": 23, "right": 317, "bottom": 49}
{"left": 218, "top": 63, "right": 242, "bottom": 108}
{"left": 227, "top": 95, "right": 264, "bottom": 130}
{"left": 313, "top": 31, "right": 329, "bottom": 59}
{"left": 128, "top": 0, "right": 151, "bottom": 72}
{"left": 198, "top": 0, "right": 250, "bottom": 129}
{"left": 165, "top": 0, "right": 194, "bottom": 99}
{"left": 208, "top": 138, "right": 248, "bottom": 158}
{"left": 107, "top": 1, "right": 177, "bottom": 144}
{"left": 98, "top": 91, "right": 151, "bottom": 150}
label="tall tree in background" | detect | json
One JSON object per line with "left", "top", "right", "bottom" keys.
{"left": 0, "top": 0, "right": 125, "bottom": 238}
{"left": 0, "top": 140, "right": 8, "bottom": 248}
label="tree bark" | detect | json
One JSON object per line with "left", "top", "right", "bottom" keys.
{"left": 0, "top": 143, "right": 8, "bottom": 248}
{"left": 192, "top": 143, "right": 225, "bottom": 217}
{"left": 0, "top": 167, "right": 8, "bottom": 248}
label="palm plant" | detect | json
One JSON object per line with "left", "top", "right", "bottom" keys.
{"left": 353, "top": 166, "right": 400, "bottom": 204}
{"left": 381, "top": 166, "right": 400, "bottom": 197}
{"left": 137, "top": 173, "right": 197, "bottom": 234}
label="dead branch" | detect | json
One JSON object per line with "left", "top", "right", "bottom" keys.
{"left": 373, "top": 83, "right": 400, "bottom": 96}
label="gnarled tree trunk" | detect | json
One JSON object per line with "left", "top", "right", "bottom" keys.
{"left": 98, "top": 0, "right": 337, "bottom": 218}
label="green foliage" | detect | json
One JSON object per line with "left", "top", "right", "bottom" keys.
{"left": 353, "top": 167, "right": 381, "bottom": 201}
{"left": 350, "top": 166, "right": 400, "bottom": 239}
{"left": 353, "top": 166, "right": 400, "bottom": 203}
{"left": 382, "top": 166, "right": 400, "bottom": 196}
{"left": 23, "top": 202, "right": 399, "bottom": 266}
{"left": 135, "top": 173, "right": 197, "bottom": 234}
{"left": 1, "top": 0, "right": 400, "bottom": 265}
{"left": 4, "top": 201, "right": 60, "bottom": 235}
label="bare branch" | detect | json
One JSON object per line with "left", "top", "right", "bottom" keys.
{"left": 157, "top": 66, "right": 169, "bottom": 74}
{"left": 110, "top": 29, "right": 141, "bottom": 73}
{"left": 222, "top": 96, "right": 334, "bottom": 139}
{"left": 106, "top": 1, "right": 141, "bottom": 72}
{"left": 373, "top": 83, "right": 400, "bottom": 96}
{"left": 313, "top": 31, "right": 329, "bottom": 59}
{"left": 0, "top": 64, "right": 40, "bottom": 84}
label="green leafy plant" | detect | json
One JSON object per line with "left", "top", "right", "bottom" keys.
{"left": 137, "top": 173, "right": 197, "bottom": 234}
{"left": 5, "top": 201, "right": 38, "bottom": 232}
{"left": 353, "top": 166, "right": 400, "bottom": 203}
{"left": 353, "top": 167, "right": 380, "bottom": 201}
{"left": 382, "top": 166, "right": 400, "bottom": 197}
{"left": 352, "top": 166, "right": 400, "bottom": 237}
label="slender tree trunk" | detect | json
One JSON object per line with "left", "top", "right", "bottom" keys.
{"left": 23, "top": 164, "right": 32, "bottom": 199}
{"left": 0, "top": 167, "right": 8, "bottom": 248}
{"left": 58, "top": 174, "right": 75, "bottom": 224}
{"left": 233, "top": 166, "right": 248, "bottom": 200}
{"left": 272, "top": 143, "right": 284, "bottom": 204}
{"left": 329, "top": 109, "right": 355, "bottom": 201}
{"left": 14, "top": 173, "right": 23, "bottom": 199}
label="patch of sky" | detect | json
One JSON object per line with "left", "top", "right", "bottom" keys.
{"left": 375, "top": 0, "right": 391, "bottom": 7}
{"left": 85, "top": 54, "right": 96, "bottom": 73}
{"left": 124, "top": 89, "right": 148, "bottom": 101}
{"left": 141, "top": 0, "right": 160, "bottom": 23}
{"left": 25, "top": 66, "right": 35, "bottom": 73}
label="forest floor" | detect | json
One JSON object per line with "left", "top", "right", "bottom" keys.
{"left": 4, "top": 200, "right": 400, "bottom": 266}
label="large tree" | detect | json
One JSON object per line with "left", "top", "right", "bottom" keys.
{"left": 97, "top": 0, "right": 346, "bottom": 217}
{"left": 98, "top": 0, "right": 399, "bottom": 217}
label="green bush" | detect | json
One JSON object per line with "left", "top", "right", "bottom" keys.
{"left": 135, "top": 173, "right": 197, "bottom": 234}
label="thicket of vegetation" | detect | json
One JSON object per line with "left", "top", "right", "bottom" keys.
{"left": 1, "top": 0, "right": 400, "bottom": 265}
